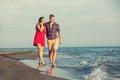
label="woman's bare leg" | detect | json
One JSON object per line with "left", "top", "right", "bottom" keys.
{"left": 37, "top": 44, "right": 45, "bottom": 65}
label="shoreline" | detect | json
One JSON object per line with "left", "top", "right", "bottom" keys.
{"left": 0, "top": 50, "right": 68, "bottom": 80}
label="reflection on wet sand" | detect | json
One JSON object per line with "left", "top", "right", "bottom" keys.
{"left": 48, "top": 67, "right": 55, "bottom": 76}
{"left": 37, "top": 64, "right": 55, "bottom": 76}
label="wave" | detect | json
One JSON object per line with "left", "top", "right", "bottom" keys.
{"left": 83, "top": 68, "right": 108, "bottom": 80}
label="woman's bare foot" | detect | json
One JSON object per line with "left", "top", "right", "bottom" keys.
{"left": 41, "top": 62, "right": 45, "bottom": 65}
{"left": 39, "top": 61, "right": 45, "bottom": 65}
{"left": 37, "top": 64, "right": 45, "bottom": 71}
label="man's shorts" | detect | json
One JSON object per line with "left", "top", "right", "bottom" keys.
{"left": 47, "top": 38, "right": 58, "bottom": 51}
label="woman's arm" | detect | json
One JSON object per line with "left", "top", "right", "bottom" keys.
{"left": 36, "top": 23, "right": 44, "bottom": 32}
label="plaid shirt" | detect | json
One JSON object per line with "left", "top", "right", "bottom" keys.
{"left": 45, "top": 22, "right": 60, "bottom": 40}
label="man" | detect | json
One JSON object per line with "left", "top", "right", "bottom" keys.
{"left": 45, "top": 14, "right": 62, "bottom": 67}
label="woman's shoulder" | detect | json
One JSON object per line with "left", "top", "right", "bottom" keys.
{"left": 35, "top": 23, "right": 40, "bottom": 30}
{"left": 36, "top": 23, "right": 40, "bottom": 26}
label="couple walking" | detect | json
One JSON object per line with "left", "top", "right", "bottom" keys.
{"left": 33, "top": 14, "right": 62, "bottom": 70}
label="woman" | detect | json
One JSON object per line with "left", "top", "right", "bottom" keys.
{"left": 33, "top": 17, "right": 46, "bottom": 70}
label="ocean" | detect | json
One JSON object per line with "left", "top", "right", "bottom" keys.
{"left": 0, "top": 47, "right": 120, "bottom": 80}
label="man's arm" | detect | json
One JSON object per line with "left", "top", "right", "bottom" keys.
{"left": 58, "top": 32, "right": 62, "bottom": 44}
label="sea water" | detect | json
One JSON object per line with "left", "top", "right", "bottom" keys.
{"left": 1, "top": 47, "right": 120, "bottom": 80}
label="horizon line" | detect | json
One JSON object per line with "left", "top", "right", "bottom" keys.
{"left": 0, "top": 46, "right": 120, "bottom": 49}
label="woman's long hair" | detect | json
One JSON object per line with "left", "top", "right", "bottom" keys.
{"left": 38, "top": 17, "right": 44, "bottom": 23}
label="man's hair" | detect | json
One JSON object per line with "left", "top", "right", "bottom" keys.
{"left": 49, "top": 14, "right": 55, "bottom": 18}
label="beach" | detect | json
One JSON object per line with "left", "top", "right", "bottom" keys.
{"left": 0, "top": 50, "right": 67, "bottom": 80}
{"left": 0, "top": 47, "right": 120, "bottom": 80}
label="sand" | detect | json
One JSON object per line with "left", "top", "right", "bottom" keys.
{"left": 0, "top": 51, "right": 68, "bottom": 80}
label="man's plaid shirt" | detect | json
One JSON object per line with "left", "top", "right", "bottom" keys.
{"left": 45, "top": 22, "right": 60, "bottom": 40}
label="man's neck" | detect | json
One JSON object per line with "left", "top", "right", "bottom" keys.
{"left": 49, "top": 21, "right": 54, "bottom": 24}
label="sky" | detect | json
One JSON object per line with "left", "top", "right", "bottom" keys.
{"left": 0, "top": 0, "right": 120, "bottom": 48}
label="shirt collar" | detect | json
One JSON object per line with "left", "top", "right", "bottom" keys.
{"left": 48, "top": 21, "right": 56, "bottom": 25}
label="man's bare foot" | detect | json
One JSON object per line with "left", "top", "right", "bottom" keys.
{"left": 52, "top": 64, "right": 56, "bottom": 67}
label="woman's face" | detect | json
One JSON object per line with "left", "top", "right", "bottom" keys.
{"left": 41, "top": 18, "right": 45, "bottom": 23}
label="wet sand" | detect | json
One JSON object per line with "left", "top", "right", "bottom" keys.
{"left": 0, "top": 51, "right": 68, "bottom": 80}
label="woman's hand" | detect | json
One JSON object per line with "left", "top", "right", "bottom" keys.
{"left": 40, "top": 23, "right": 44, "bottom": 31}
{"left": 37, "top": 23, "right": 44, "bottom": 32}
{"left": 39, "top": 23, "right": 44, "bottom": 27}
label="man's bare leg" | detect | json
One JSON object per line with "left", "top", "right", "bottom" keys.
{"left": 49, "top": 50, "right": 53, "bottom": 64}
{"left": 52, "top": 48, "right": 57, "bottom": 67}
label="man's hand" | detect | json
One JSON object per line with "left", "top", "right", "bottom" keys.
{"left": 59, "top": 39, "right": 62, "bottom": 44}
{"left": 58, "top": 32, "right": 62, "bottom": 44}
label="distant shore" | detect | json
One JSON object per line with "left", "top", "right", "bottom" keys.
{"left": 0, "top": 50, "right": 68, "bottom": 80}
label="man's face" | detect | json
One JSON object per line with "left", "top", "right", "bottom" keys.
{"left": 50, "top": 17, "right": 55, "bottom": 22}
